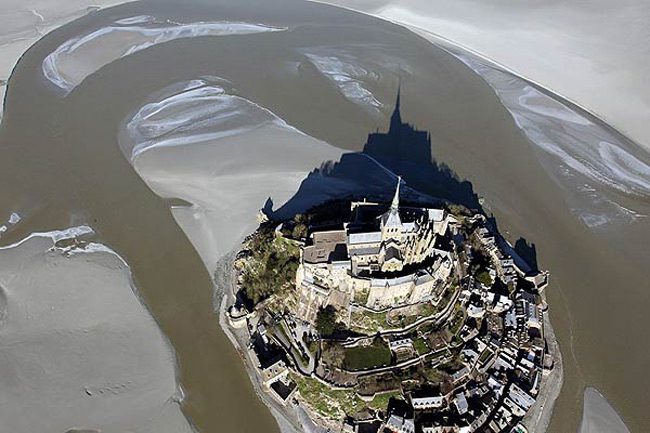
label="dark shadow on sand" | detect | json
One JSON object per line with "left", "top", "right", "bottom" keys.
{"left": 270, "top": 88, "right": 540, "bottom": 273}
{"left": 272, "top": 87, "right": 479, "bottom": 218}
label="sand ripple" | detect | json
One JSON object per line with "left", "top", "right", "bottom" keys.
{"left": 302, "top": 48, "right": 383, "bottom": 111}
{"left": 454, "top": 54, "right": 649, "bottom": 227}
{"left": 120, "top": 79, "right": 348, "bottom": 271}
{"left": 457, "top": 55, "right": 650, "bottom": 198}
{"left": 299, "top": 45, "right": 410, "bottom": 113}
{"left": 123, "top": 78, "right": 299, "bottom": 160}
{"left": 42, "top": 15, "right": 285, "bottom": 94}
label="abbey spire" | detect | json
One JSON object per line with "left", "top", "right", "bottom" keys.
{"left": 380, "top": 175, "right": 403, "bottom": 235}
{"left": 391, "top": 176, "right": 401, "bottom": 210}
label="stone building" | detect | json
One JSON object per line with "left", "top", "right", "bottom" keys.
{"left": 295, "top": 178, "right": 458, "bottom": 322}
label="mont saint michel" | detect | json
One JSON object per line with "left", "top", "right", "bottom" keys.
{"left": 3, "top": 1, "right": 648, "bottom": 432}
{"left": 227, "top": 158, "right": 556, "bottom": 432}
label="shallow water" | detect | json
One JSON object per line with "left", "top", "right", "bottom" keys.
{"left": 1, "top": 0, "right": 648, "bottom": 432}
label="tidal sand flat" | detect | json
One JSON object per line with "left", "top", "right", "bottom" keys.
{"left": 2, "top": 0, "right": 648, "bottom": 432}
{"left": 0, "top": 227, "right": 193, "bottom": 433}
{"left": 313, "top": 0, "right": 650, "bottom": 152}
{"left": 43, "top": 15, "right": 285, "bottom": 94}
{"left": 298, "top": 44, "right": 407, "bottom": 114}
{"left": 0, "top": 0, "right": 133, "bottom": 119}
{"left": 579, "top": 388, "right": 630, "bottom": 433}
{"left": 451, "top": 53, "right": 650, "bottom": 228}
{"left": 0, "top": 3, "right": 291, "bottom": 432}
{"left": 121, "top": 77, "right": 348, "bottom": 272}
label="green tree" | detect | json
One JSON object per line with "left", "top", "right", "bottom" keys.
{"left": 291, "top": 213, "right": 308, "bottom": 239}
{"left": 292, "top": 223, "right": 307, "bottom": 239}
{"left": 475, "top": 270, "right": 492, "bottom": 286}
{"left": 316, "top": 305, "right": 338, "bottom": 337}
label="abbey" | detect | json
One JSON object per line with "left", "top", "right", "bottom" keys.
{"left": 295, "top": 177, "right": 459, "bottom": 322}
{"left": 229, "top": 88, "right": 555, "bottom": 433}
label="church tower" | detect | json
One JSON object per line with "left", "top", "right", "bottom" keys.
{"left": 381, "top": 176, "right": 403, "bottom": 241}
{"left": 391, "top": 174, "right": 401, "bottom": 210}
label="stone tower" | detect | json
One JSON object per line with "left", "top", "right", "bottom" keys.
{"left": 381, "top": 176, "right": 403, "bottom": 241}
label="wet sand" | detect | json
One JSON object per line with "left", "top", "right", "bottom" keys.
{"left": 1, "top": 0, "right": 648, "bottom": 432}
{"left": 0, "top": 227, "right": 193, "bottom": 433}
{"left": 312, "top": 0, "right": 650, "bottom": 153}
{"left": 118, "top": 77, "right": 347, "bottom": 273}
{"left": 579, "top": 388, "right": 630, "bottom": 433}
{"left": 0, "top": 0, "right": 131, "bottom": 121}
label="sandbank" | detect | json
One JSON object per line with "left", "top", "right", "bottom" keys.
{"left": 0, "top": 227, "right": 193, "bottom": 433}
{"left": 579, "top": 387, "right": 630, "bottom": 433}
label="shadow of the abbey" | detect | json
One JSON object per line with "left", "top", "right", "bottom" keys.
{"left": 272, "top": 88, "right": 479, "bottom": 217}
{"left": 362, "top": 87, "right": 480, "bottom": 210}
{"left": 272, "top": 88, "right": 539, "bottom": 271}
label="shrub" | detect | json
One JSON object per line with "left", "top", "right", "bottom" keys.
{"left": 240, "top": 228, "right": 299, "bottom": 304}
{"left": 316, "top": 305, "right": 339, "bottom": 337}
{"left": 475, "top": 270, "right": 492, "bottom": 286}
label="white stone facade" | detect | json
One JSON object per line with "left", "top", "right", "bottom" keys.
{"left": 295, "top": 178, "right": 458, "bottom": 322}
